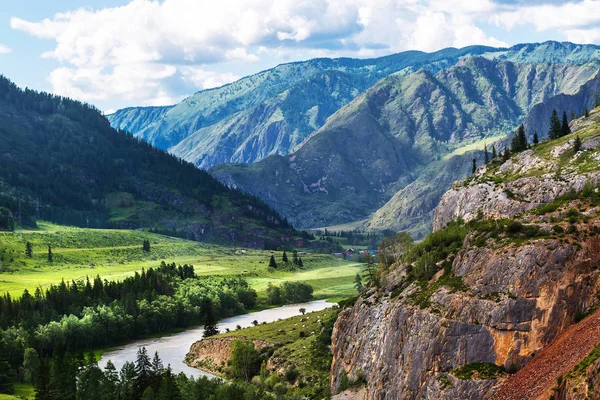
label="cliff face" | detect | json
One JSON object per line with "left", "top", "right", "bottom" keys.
{"left": 330, "top": 110, "right": 600, "bottom": 399}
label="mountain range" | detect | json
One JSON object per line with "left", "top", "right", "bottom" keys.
{"left": 110, "top": 41, "right": 600, "bottom": 236}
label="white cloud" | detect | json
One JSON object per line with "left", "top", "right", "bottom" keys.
{"left": 18, "top": 0, "right": 578, "bottom": 107}
{"left": 0, "top": 44, "right": 11, "bottom": 54}
{"left": 491, "top": 0, "right": 600, "bottom": 43}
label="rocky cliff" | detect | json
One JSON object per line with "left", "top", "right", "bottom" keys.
{"left": 186, "top": 337, "right": 271, "bottom": 374}
{"left": 330, "top": 109, "right": 600, "bottom": 399}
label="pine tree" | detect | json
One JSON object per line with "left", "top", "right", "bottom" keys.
{"left": 292, "top": 250, "right": 299, "bottom": 266}
{"left": 491, "top": 145, "right": 497, "bottom": 159}
{"left": 282, "top": 251, "right": 288, "bottom": 263}
{"left": 561, "top": 111, "right": 571, "bottom": 137}
{"left": 142, "top": 240, "right": 150, "bottom": 252}
{"left": 354, "top": 273, "right": 363, "bottom": 292}
{"left": 0, "top": 338, "right": 14, "bottom": 394}
{"left": 202, "top": 299, "right": 219, "bottom": 337}
{"left": 511, "top": 124, "right": 528, "bottom": 153}
{"left": 47, "top": 245, "right": 53, "bottom": 263}
{"left": 574, "top": 135, "right": 582, "bottom": 153}
{"left": 25, "top": 241, "right": 33, "bottom": 258}
{"left": 549, "top": 109, "right": 562, "bottom": 140}
{"left": 35, "top": 358, "right": 51, "bottom": 400}
{"left": 484, "top": 144, "right": 489, "bottom": 163}
{"left": 533, "top": 131, "right": 539, "bottom": 145}
{"left": 268, "top": 255, "right": 278, "bottom": 269}
{"left": 503, "top": 148, "right": 511, "bottom": 162}
{"left": 471, "top": 158, "right": 476, "bottom": 175}
{"left": 297, "top": 257, "right": 303, "bottom": 268}
{"left": 585, "top": 108, "right": 590, "bottom": 118}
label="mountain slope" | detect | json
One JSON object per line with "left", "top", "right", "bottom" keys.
{"left": 109, "top": 45, "right": 503, "bottom": 167}
{"left": 330, "top": 109, "right": 600, "bottom": 399}
{"left": 211, "top": 58, "right": 600, "bottom": 228}
{"left": 0, "top": 76, "right": 292, "bottom": 245}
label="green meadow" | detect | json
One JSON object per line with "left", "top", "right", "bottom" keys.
{"left": 0, "top": 222, "right": 363, "bottom": 300}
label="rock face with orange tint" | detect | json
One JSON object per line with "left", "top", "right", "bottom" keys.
{"left": 330, "top": 113, "right": 600, "bottom": 399}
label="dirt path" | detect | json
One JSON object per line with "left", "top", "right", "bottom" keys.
{"left": 491, "top": 309, "right": 600, "bottom": 400}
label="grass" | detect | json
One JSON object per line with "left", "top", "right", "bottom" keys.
{"left": 451, "top": 363, "right": 506, "bottom": 380}
{"left": 0, "top": 222, "right": 363, "bottom": 300}
{"left": 0, "top": 383, "right": 36, "bottom": 400}
{"left": 443, "top": 133, "right": 507, "bottom": 160}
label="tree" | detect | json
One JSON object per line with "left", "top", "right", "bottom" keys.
{"left": 229, "top": 340, "right": 259, "bottom": 381}
{"left": 595, "top": 93, "right": 600, "bottom": 109}
{"left": 142, "top": 240, "right": 151, "bottom": 252}
{"left": 26, "top": 241, "right": 33, "bottom": 258}
{"left": 23, "top": 347, "right": 40, "bottom": 386}
{"left": 299, "top": 308, "right": 306, "bottom": 315}
{"left": 491, "top": 145, "right": 497, "bottom": 159}
{"left": 47, "top": 245, "right": 53, "bottom": 263}
{"left": 297, "top": 257, "right": 303, "bottom": 268}
{"left": 585, "top": 108, "right": 590, "bottom": 118}
{"left": 292, "top": 250, "right": 299, "bottom": 265}
{"left": 0, "top": 207, "right": 14, "bottom": 231}
{"left": 268, "top": 255, "right": 278, "bottom": 269}
{"left": 511, "top": 124, "right": 528, "bottom": 153}
{"left": 35, "top": 358, "right": 51, "bottom": 400}
{"left": 484, "top": 144, "right": 489, "bottom": 164}
{"left": 533, "top": 131, "right": 539, "bottom": 145}
{"left": 354, "top": 273, "right": 363, "bottom": 292}
{"left": 574, "top": 135, "right": 582, "bottom": 153}
{"left": 202, "top": 299, "right": 219, "bottom": 337}
{"left": 503, "top": 147, "right": 511, "bottom": 162}
{"left": 561, "top": 111, "right": 571, "bottom": 137}
{"left": 142, "top": 387, "right": 155, "bottom": 400}
{"left": 266, "top": 284, "right": 282, "bottom": 305}
{"left": 549, "top": 109, "right": 562, "bottom": 140}
{"left": 0, "top": 338, "right": 14, "bottom": 394}
{"left": 282, "top": 251, "right": 288, "bottom": 263}
{"left": 471, "top": 158, "right": 476, "bottom": 175}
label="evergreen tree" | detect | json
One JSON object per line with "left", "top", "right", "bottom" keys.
{"left": 292, "top": 250, "right": 299, "bottom": 266}
{"left": 503, "top": 148, "right": 511, "bottom": 162}
{"left": 26, "top": 241, "right": 33, "bottom": 258}
{"left": 35, "top": 359, "right": 51, "bottom": 400}
{"left": 151, "top": 352, "right": 164, "bottom": 376}
{"left": 22, "top": 347, "right": 40, "bottom": 386}
{"left": 561, "top": 111, "right": 571, "bottom": 137}
{"left": 511, "top": 124, "right": 528, "bottom": 153}
{"left": 549, "top": 109, "right": 562, "bottom": 140}
{"left": 354, "top": 273, "right": 363, "bottom": 292}
{"left": 268, "top": 255, "right": 278, "bottom": 269}
{"left": 484, "top": 144, "right": 489, "bottom": 163}
{"left": 47, "top": 245, "right": 53, "bottom": 263}
{"left": 595, "top": 93, "right": 600, "bottom": 109}
{"left": 142, "top": 240, "right": 151, "bottom": 252}
{"left": 142, "top": 387, "right": 155, "bottom": 400}
{"left": 0, "top": 338, "right": 14, "bottom": 394}
{"left": 282, "top": 251, "right": 288, "bottom": 263}
{"left": 585, "top": 108, "right": 590, "bottom": 118}
{"left": 157, "top": 367, "right": 179, "bottom": 400}
{"left": 471, "top": 158, "right": 476, "bottom": 175}
{"left": 574, "top": 135, "right": 582, "bottom": 153}
{"left": 491, "top": 145, "right": 497, "bottom": 159}
{"left": 297, "top": 257, "right": 303, "bottom": 268}
{"left": 202, "top": 299, "right": 219, "bottom": 337}
{"left": 533, "top": 131, "right": 539, "bottom": 145}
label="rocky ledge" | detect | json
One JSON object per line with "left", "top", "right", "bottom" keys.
{"left": 185, "top": 337, "right": 271, "bottom": 375}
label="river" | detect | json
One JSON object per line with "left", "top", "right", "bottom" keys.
{"left": 98, "top": 299, "right": 333, "bottom": 378}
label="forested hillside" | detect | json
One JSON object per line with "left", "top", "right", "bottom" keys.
{"left": 0, "top": 76, "right": 292, "bottom": 245}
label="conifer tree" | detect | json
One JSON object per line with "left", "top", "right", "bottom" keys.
{"left": 549, "top": 109, "right": 562, "bottom": 140}
{"left": 595, "top": 93, "right": 600, "bottom": 109}
{"left": 472, "top": 158, "right": 476, "bottom": 175}
{"left": 585, "top": 108, "right": 590, "bottom": 118}
{"left": 533, "top": 131, "right": 539, "bottom": 145}
{"left": 574, "top": 135, "right": 582, "bottom": 153}
{"left": 511, "top": 124, "right": 528, "bottom": 153}
{"left": 503, "top": 148, "right": 511, "bottom": 162}
{"left": 354, "top": 273, "right": 363, "bottom": 292}
{"left": 282, "top": 251, "right": 288, "bottom": 263}
{"left": 47, "top": 245, "right": 53, "bottom": 263}
{"left": 202, "top": 299, "right": 219, "bottom": 337}
{"left": 0, "top": 338, "right": 14, "bottom": 394}
{"left": 25, "top": 241, "right": 33, "bottom": 258}
{"left": 491, "top": 145, "right": 497, "bottom": 159}
{"left": 268, "top": 255, "right": 278, "bottom": 269}
{"left": 561, "top": 111, "right": 571, "bottom": 136}
{"left": 484, "top": 144, "right": 489, "bottom": 163}
{"left": 297, "top": 257, "right": 303, "bottom": 268}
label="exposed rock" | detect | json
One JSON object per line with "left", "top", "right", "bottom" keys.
{"left": 185, "top": 337, "right": 271, "bottom": 374}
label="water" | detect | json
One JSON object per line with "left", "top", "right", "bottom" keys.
{"left": 98, "top": 300, "right": 333, "bottom": 378}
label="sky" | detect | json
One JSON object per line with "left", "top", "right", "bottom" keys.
{"left": 0, "top": 0, "right": 599, "bottom": 113}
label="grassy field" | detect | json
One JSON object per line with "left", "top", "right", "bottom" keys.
{"left": 0, "top": 222, "right": 363, "bottom": 300}
{"left": 443, "top": 133, "right": 507, "bottom": 160}
{"left": 0, "top": 383, "right": 35, "bottom": 400}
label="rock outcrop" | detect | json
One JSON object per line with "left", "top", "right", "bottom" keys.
{"left": 330, "top": 111, "right": 600, "bottom": 399}
{"left": 185, "top": 337, "right": 271, "bottom": 374}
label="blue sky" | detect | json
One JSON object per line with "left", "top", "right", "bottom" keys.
{"left": 0, "top": 0, "right": 598, "bottom": 112}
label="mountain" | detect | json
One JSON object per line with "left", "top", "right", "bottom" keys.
{"left": 0, "top": 76, "right": 293, "bottom": 246}
{"left": 109, "top": 41, "right": 600, "bottom": 171}
{"left": 108, "top": 46, "right": 504, "bottom": 168}
{"left": 330, "top": 108, "right": 600, "bottom": 399}
{"left": 211, "top": 56, "right": 600, "bottom": 230}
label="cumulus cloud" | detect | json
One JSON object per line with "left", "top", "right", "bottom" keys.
{"left": 492, "top": 0, "right": 600, "bottom": 43}
{"left": 0, "top": 44, "right": 11, "bottom": 54}
{"left": 15, "top": 0, "right": 595, "bottom": 107}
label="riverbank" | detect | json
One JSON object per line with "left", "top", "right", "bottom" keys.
{"left": 99, "top": 300, "right": 334, "bottom": 377}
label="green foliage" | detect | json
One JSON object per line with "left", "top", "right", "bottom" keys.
{"left": 549, "top": 109, "right": 563, "bottom": 140}
{"left": 451, "top": 363, "right": 506, "bottom": 380}
{"left": 268, "top": 255, "right": 278, "bottom": 269}
{"left": 562, "top": 111, "right": 571, "bottom": 136}
{"left": 0, "top": 208, "right": 14, "bottom": 232}
{"left": 265, "top": 282, "right": 313, "bottom": 305}
{"left": 574, "top": 135, "right": 582, "bottom": 153}
{"left": 510, "top": 124, "right": 528, "bottom": 153}
{"left": 229, "top": 340, "right": 260, "bottom": 381}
